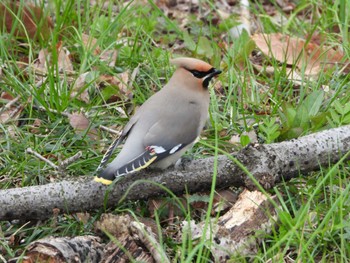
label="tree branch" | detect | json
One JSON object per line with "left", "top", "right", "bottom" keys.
{"left": 1, "top": 125, "right": 349, "bottom": 221}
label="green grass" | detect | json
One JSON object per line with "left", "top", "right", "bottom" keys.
{"left": 1, "top": 0, "right": 350, "bottom": 261}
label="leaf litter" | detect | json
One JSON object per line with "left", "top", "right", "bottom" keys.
{"left": 2, "top": 0, "right": 350, "bottom": 261}
{"left": 251, "top": 33, "right": 348, "bottom": 77}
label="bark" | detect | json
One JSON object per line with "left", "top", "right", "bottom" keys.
{"left": 180, "top": 190, "right": 278, "bottom": 261}
{"left": 9, "top": 214, "right": 167, "bottom": 263}
{"left": 1, "top": 125, "right": 349, "bottom": 221}
{"left": 94, "top": 213, "right": 167, "bottom": 263}
{"left": 8, "top": 236, "right": 103, "bottom": 263}
{"left": 13, "top": 191, "right": 274, "bottom": 263}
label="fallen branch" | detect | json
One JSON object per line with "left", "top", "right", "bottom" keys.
{"left": 17, "top": 190, "right": 269, "bottom": 262}
{"left": 1, "top": 125, "right": 349, "bottom": 221}
{"left": 11, "top": 213, "right": 168, "bottom": 263}
{"left": 180, "top": 190, "right": 278, "bottom": 260}
{"left": 11, "top": 236, "right": 103, "bottom": 263}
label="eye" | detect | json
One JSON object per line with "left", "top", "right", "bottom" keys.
{"left": 190, "top": 70, "right": 203, "bottom": 78}
{"left": 189, "top": 70, "right": 207, "bottom": 78}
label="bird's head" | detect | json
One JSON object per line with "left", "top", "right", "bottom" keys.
{"left": 170, "top": 57, "right": 222, "bottom": 89}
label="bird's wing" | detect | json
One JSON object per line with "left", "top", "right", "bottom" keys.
{"left": 142, "top": 104, "right": 202, "bottom": 161}
{"left": 95, "top": 115, "right": 139, "bottom": 172}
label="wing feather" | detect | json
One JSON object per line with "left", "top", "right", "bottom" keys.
{"left": 95, "top": 116, "right": 139, "bottom": 172}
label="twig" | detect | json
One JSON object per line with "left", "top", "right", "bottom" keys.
{"left": 9, "top": 105, "right": 23, "bottom": 120}
{"left": 26, "top": 148, "right": 83, "bottom": 173}
{"left": 99, "top": 125, "right": 121, "bottom": 135}
{"left": 0, "top": 254, "right": 7, "bottom": 263}
{"left": 26, "top": 148, "right": 59, "bottom": 170}
{"left": 59, "top": 151, "right": 83, "bottom": 169}
{"left": 34, "top": 105, "right": 70, "bottom": 117}
{"left": 35, "top": 76, "right": 48, "bottom": 88}
{"left": 129, "top": 65, "right": 140, "bottom": 87}
{"left": 0, "top": 96, "right": 20, "bottom": 113}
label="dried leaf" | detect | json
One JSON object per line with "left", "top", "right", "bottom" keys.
{"left": 57, "top": 42, "right": 74, "bottom": 73}
{"left": 1, "top": 91, "right": 14, "bottom": 101}
{"left": 98, "top": 72, "right": 132, "bottom": 102}
{"left": 68, "top": 112, "right": 99, "bottom": 140}
{"left": 33, "top": 48, "right": 49, "bottom": 73}
{"left": 29, "top": 118, "right": 42, "bottom": 134}
{"left": 81, "top": 33, "right": 100, "bottom": 55}
{"left": 0, "top": 94, "right": 22, "bottom": 124}
{"left": 229, "top": 134, "right": 240, "bottom": 145}
{"left": 71, "top": 72, "right": 91, "bottom": 103}
{"left": 100, "top": 50, "right": 118, "bottom": 67}
{"left": 147, "top": 198, "right": 185, "bottom": 221}
{"left": 75, "top": 212, "right": 90, "bottom": 224}
{"left": 116, "top": 71, "right": 129, "bottom": 94}
{"left": 187, "top": 190, "right": 238, "bottom": 215}
{"left": 275, "top": 0, "right": 295, "bottom": 12}
{"left": 252, "top": 33, "right": 346, "bottom": 76}
{"left": 68, "top": 112, "right": 89, "bottom": 131}
{"left": 32, "top": 45, "right": 76, "bottom": 84}
{"left": 0, "top": 2, "right": 53, "bottom": 40}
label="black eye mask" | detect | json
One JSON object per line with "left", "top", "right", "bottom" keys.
{"left": 188, "top": 68, "right": 216, "bottom": 79}
{"left": 188, "top": 68, "right": 221, "bottom": 88}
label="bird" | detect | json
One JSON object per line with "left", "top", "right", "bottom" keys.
{"left": 94, "top": 57, "right": 221, "bottom": 185}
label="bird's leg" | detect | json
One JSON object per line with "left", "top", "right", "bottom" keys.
{"left": 174, "top": 155, "right": 193, "bottom": 170}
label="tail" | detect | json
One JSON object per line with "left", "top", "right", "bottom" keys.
{"left": 94, "top": 149, "right": 158, "bottom": 185}
{"left": 96, "top": 136, "right": 122, "bottom": 173}
{"left": 94, "top": 144, "right": 187, "bottom": 185}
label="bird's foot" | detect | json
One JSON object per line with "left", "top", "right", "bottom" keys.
{"left": 174, "top": 156, "right": 193, "bottom": 170}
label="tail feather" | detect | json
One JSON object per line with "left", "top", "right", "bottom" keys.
{"left": 94, "top": 149, "right": 157, "bottom": 185}
{"left": 115, "top": 150, "right": 157, "bottom": 177}
{"left": 96, "top": 136, "right": 122, "bottom": 172}
{"left": 94, "top": 144, "right": 187, "bottom": 185}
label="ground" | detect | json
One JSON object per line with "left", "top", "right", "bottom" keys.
{"left": 0, "top": 0, "right": 350, "bottom": 261}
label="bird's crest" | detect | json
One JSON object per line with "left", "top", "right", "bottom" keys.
{"left": 170, "top": 57, "right": 213, "bottom": 72}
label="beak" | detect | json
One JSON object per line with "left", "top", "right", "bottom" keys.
{"left": 208, "top": 68, "right": 222, "bottom": 78}
{"left": 203, "top": 68, "right": 222, "bottom": 88}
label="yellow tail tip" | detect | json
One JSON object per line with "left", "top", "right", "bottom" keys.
{"left": 94, "top": 176, "right": 113, "bottom": 185}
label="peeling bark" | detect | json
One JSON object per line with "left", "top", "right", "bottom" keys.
{"left": 9, "top": 214, "right": 168, "bottom": 263}
{"left": 14, "top": 191, "right": 278, "bottom": 263}
{"left": 94, "top": 213, "right": 167, "bottom": 263}
{"left": 9, "top": 236, "right": 103, "bottom": 263}
{"left": 179, "top": 190, "right": 278, "bottom": 261}
{"left": 0, "top": 125, "right": 349, "bottom": 221}
{"left": 95, "top": 214, "right": 154, "bottom": 263}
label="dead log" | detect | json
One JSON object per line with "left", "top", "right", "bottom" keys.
{"left": 10, "top": 214, "right": 168, "bottom": 263}
{"left": 11, "top": 191, "right": 278, "bottom": 263}
{"left": 0, "top": 125, "right": 349, "bottom": 221}
{"left": 95, "top": 214, "right": 169, "bottom": 263}
{"left": 179, "top": 190, "right": 278, "bottom": 261}
{"left": 8, "top": 236, "right": 103, "bottom": 263}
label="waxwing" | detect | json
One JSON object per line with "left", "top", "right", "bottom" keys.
{"left": 95, "top": 57, "right": 221, "bottom": 185}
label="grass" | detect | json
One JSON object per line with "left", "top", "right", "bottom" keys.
{"left": 1, "top": 0, "right": 350, "bottom": 261}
